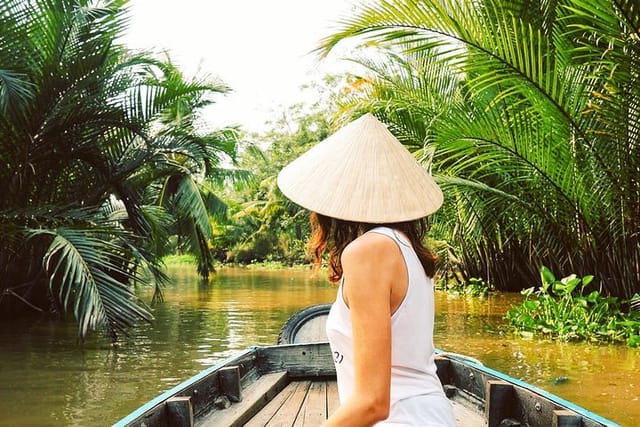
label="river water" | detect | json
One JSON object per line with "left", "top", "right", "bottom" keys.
{"left": 0, "top": 266, "right": 637, "bottom": 426}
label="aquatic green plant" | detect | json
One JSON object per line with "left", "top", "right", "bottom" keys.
{"left": 506, "top": 267, "right": 640, "bottom": 347}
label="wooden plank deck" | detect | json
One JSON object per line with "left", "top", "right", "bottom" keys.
{"left": 242, "top": 379, "right": 484, "bottom": 427}
{"left": 244, "top": 380, "right": 336, "bottom": 426}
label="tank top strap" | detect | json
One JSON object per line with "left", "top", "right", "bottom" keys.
{"left": 365, "top": 226, "right": 413, "bottom": 251}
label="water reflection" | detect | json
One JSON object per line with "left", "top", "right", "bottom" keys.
{"left": 0, "top": 266, "right": 637, "bottom": 426}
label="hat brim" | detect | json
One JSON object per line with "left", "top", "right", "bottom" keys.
{"left": 277, "top": 113, "right": 443, "bottom": 223}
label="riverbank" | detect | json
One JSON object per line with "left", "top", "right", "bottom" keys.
{"left": 163, "top": 254, "right": 314, "bottom": 271}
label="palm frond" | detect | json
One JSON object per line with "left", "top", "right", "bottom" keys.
{"left": 1, "top": 0, "right": 243, "bottom": 338}
{"left": 30, "top": 226, "right": 152, "bottom": 340}
{"left": 321, "top": 0, "right": 640, "bottom": 296}
{"left": 174, "top": 175, "right": 213, "bottom": 238}
{"left": 0, "top": 69, "right": 35, "bottom": 116}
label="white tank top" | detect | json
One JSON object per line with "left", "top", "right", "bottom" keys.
{"left": 325, "top": 227, "right": 447, "bottom": 420}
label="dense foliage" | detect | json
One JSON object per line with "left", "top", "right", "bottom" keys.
{"left": 211, "top": 79, "right": 345, "bottom": 265}
{"left": 0, "top": 0, "right": 240, "bottom": 339}
{"left": 507, "top": 267, "right": 640, "bottom": 347}
{"left": 4, "top": 0, "right": 639, "bottom": 342}
{"left": 441, "top": 277, "right": 492, "bottom": 298}
{"left": 319, "top": 0, "right": 640, "bottom": 298}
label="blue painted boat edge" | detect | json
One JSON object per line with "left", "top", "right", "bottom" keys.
{"left": 111, "top": 346, "right": 258, "bottom": 427}
{"left": 435, "top": 349, "right": 620, "bottom": 427}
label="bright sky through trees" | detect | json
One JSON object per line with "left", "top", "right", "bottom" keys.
{"left": 123, "top": 0, "right": 358, "bottom": 131}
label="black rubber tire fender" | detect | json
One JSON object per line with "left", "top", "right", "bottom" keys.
{"left": 277, "top": 303, "right": 332, "bottom": 345}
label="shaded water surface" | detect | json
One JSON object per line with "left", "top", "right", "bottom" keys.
{"left": 0, "top": 266, "right": 637, "bottom": 426}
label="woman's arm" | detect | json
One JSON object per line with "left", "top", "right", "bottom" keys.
{"left": 323, "top": 233, "right": 404, "bottom": 427}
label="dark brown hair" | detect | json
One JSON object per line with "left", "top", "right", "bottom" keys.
{"left": 308, "top": 212, "right": 437, "bottom": 283}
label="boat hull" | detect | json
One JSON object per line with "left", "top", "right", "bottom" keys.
{"left": 114, "top": 341, "right": 618, "bottom": 427}
{"left": 115, "top": 304, "right": 619, "bottom": 427}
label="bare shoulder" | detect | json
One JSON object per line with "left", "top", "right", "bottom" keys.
{"left": 341, "top": 231, "right": 400, "bottom": 268}
{"left": 341, "top": 231, "right": 404, "bottom": 308}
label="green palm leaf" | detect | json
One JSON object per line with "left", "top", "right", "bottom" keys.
{"left": 321, "top": 0, "right": 640, "bottom": 296}
{"left": 31, "top": 226, "right": 152, "bottom": 340}
{"left": 0, "top": 69, "right": 34, "bottom": 115}
{"left": 1, "top": 0, "right": 241, "bottom": 338}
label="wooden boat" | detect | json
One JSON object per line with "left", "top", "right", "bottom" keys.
{"left": 114, "top": 304, "right": 619, "bottom": 427}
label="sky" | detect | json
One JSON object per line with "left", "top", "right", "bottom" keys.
{"left": 123, "top": 0, "right": 360, "bottom": 132}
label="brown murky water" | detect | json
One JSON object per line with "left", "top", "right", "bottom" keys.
{"left": 434, "top": 294, "right": 639, "bottom": 425}
{"left": 0, "top": 266, "right": 637, "bottom": 426}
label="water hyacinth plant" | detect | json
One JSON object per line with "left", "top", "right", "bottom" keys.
{"left": 507, "top": 267, "right": 640, "bottom": 347}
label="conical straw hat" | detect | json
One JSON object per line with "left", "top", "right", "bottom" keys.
{"left": 277, "top": 113, "right": 443, "bottom": 223}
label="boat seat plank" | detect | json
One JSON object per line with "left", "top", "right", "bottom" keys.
{"left": 293, "top": 380, "right": 327, "bottom": 426}
{"left": 245, "top": 381, "right": 309, "bottom": 426}
{"left": 258, "top": 344, "right": 335, "bottom": 378}
{"left": 197, "top": 371, "right": 288, "bottom": 427}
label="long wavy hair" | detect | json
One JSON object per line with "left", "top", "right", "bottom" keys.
{"left": 308, "top": 212, "right": 437, "bottom": 283}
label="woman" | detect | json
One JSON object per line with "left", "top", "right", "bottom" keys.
{"left": 277, "top": 113, "right": 455, "bottom": 426}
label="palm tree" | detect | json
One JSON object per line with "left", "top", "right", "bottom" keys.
{"left": 131, "top": 58, "right": 248, "bottom": 279}
{"left": 0, "top": 0, "right": 240, "bottom": 338}
{"left": 319, "top": 0, "right": 640, "bottom": 297}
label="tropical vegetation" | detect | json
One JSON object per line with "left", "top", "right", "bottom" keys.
{"left": 507, "top": 267, "right": 640, "bottom": 347}
{"left": 210, "top": 78, "right": 346, "bottom": 265}
{"left": 0, "top": 0, "right": 242, "bottom": 339}
{"left": 3, "top": 0, "right": 640, "bottom": 344}
{"left": 440, "top": 277, "right": 492, "bottom": 297}
{"left": 318, "top": 0, "right": 640, "bottom": 299}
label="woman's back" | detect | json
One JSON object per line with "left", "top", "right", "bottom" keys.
{"left": 326, "top": 227, "right": 454, "bottom": 426}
